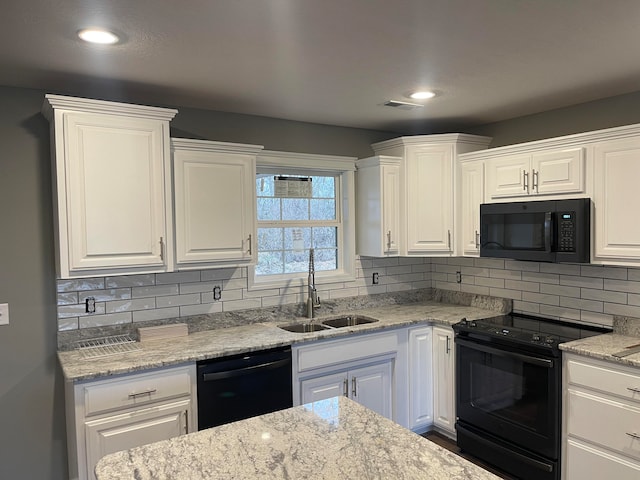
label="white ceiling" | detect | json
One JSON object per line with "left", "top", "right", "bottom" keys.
{"left": 3, "top": 0, "right": 640, "bottom": 133}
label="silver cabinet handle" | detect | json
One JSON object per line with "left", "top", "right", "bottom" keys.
{"left": 475, "top": 231, "right": 480, "bottom": 249}
{"left": 627, "top": 387, "right": 640, "bottom": 394}
{"left": 184, "top": 410, "right": 189, "bottom": 434}
{"left": 352, "top": 377, "right": 357, "bottom": 397}
{"left": 523, "top": 170, "right": 529, "bottom": 192}
{"left": 128, "top": 389, "right": 157, "bottom": 399}
{"left": 159, "top": 237, "right": 164, "bottom": 261}
{"left": 626, "top": 432, "right": 640, "bottom": 440}
{"left": 446, "top": 335, "right": 451, "bottom": 354}
{"left": 247, "top": 234, "right": 252, "bottom": 255}
{"left": 532, "top": 169, "right": 539, "bottom": 192}
{"left": 343, "top": 378, "right": 348, "bottom": 397}
{"left": 387, "top": 230, "right": 392, "bottom": 251}
{"left": 447, "top": 230, "right": 451, "bottom": 250}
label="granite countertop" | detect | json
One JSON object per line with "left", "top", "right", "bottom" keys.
{"left": 95, "top": 396, "right": 501, "bottom": 480}
{"left": 560, "top": 333, "right": 640, "bottom": 368}
{"left": 59, "top": 300, "right": 503, "bottom": 382}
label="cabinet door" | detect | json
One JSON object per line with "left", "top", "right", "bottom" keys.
{"left": 486, "top": 154, "right": 531, "bottom": 199}
{"left": 174, "top": 149, "right": 255, "bottom": 265}
{"left": 350, "top": 362, "right": 393, "bottom": 419}
{"left": 405, "top": 145, "right": 454, "bottom": 255}
{"left": 63, "top": 112, "right": 169, "bottom": 273}
{"left": 459, "top": 161, "right": 484, "bottom": 256}
{"left": 593, "top": 138, "right": 640, "bottom": 264}
{"left": 408, "top": 327, "right": 433, "bottom": 431}
{"left": 381, "top": 164, "right": 401, "bottom": 255}
{"left": 300, "top": 372, "right": 347, "bottom": 404}
{"left": 531, "top": 148, "right": 584, "bottom": 195}
{"left": 432, "top": 326, "right": 455, "bottom": 434}
{"left": 84, "top": 399, "right": 189, "bottom": 480}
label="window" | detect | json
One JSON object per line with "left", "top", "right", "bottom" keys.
{"left": 249, "top": 150, "right": 356, "bottom": 289}
{"left": 256, "top": 174, "right": 339, "bottom": 276}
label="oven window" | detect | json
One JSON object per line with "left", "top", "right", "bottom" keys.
{"left": 467, "top": 351, "right": 550, "bottom": 433}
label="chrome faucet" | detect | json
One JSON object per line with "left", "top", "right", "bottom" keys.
{"left": 306, "top": 248, "right": 321, "bottom": 318}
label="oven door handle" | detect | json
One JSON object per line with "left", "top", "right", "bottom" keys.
{"left": 456, "top": 338, "right": 554, "bottom": 368}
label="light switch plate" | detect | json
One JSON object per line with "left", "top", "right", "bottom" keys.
{"left": 0, "top": 303, "right": 9, "bottom": 325}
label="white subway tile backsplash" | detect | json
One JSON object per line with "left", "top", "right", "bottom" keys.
{"left": 489, "top": 288, "right": 522, "bottom": 300}
{"left": 386, "top": 265, "right": 413, "bottom": 275}
{"left": 629, "top": 269, "right": 640, "bottom": 282}
{"left": 489, "top": 269, "right": 522, "bottom": 280}
{"left": 58, "top": 318, "right": 79, "bottom": 331}
{"left": 371, "top": 257, "right": 399, "bottom": 267}
{"left": 261, "top": 294, "right": 300, "bottom": 306}
{"left": 106, "top": 298, "right": 156, "bottom": 313}
{"left": 79, "top": 289, "right": 131, "bottom": 302}
{"left": 540, "top": 283, "right": 580, "bottom": 298}
{"left": 560, "top": 275, "right": 604, "bottom": 289}
{"left": 521, "top": 272, "right": 559, "bottom": 284}
{"left": 156, "top": 293, "right": 201, "bottom": 308}
{"left": 329, "top": 287, "right": 360, "bottom": 299}
{"left": 505, "top": 280, "right": 540, "bottom": 293}
{"left": 223, "top": 298, "right": 262, "bottom": 312}
{"left": 603, "top": 278, "right": 640, "bottom": 294}
{"left": 513, "top": 300, "right": 540, "bottom": 314}
{"left": 200, "top": 268, "right": 244, "bottom": 281}
{"left": 475, "top": 276, "right": 505, "bottom": 289}
{"left": 539, "top": 305, "right": 580, "bottom": 321}
{"left": 473, "top": 258, "right": 505, "bottom": 269}
{"left": 522, "top": 292, "right": 558, "bottom": 306}
{"left": 604, "top": 302, "right": 640, "bottom": 318}
{"left": 628, "top": 293, "right": 640, "bottom": 306}
{"left": 580, "top": 265, "right": 627, "bottom": 280}
{"left": 581, "top": 288, "right": 627, "bottom": 304}
{"left": 180, "top": 303, "right": 223, "bottom": 316}
{"left": 460, "top": 284, "right": 490, "bottom": 295}
{"left": 132, "top": 284, "right": 179, "bottom": 298}
{"left": 58, "top": 304, "right": 106, "bottom": 318}
{"left": 57, "top": 292, "right": 78, "bottom": 305}
{"left": 435, "top": 281, "right": 461, "bottom": 292}
{"left": 358, "top": 284, "right": 388, "bottom": 296}
{"left": 133, "top": 307, "right": 179, "bottom": 323}
{"left": 202, "top": 289, "right": 242, "bottom": 303}
{"left": 80, "top": 312, "right": 132, "bottom": 328}
{"left": 580, "top": 311, "right": 614, "bottom": 327}
{"left": 106, "top": 274, "right": 155, "bottom": 288}
{"left": 156, "top": 271, "right": 201, "bottom": 285}
{"left": 539, "top": 263, "right": 581, "bottom": 276}
{"left": 446, "top": 257, "right": 476, "bottom": 267}
{"left": 461, "top": 266, "right": 490, "bottom": 277}
{"left": 559, "top": 296, "right": 603, "bottom": 313}
{"left": 57, "top": 278, "right": 105, "bottom": 292}
{"left": 505, "top": 260, "right": 540, "bottom": 272}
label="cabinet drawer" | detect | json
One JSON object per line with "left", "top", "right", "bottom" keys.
{"left": 81, "top": 366, "right": 193, "bottom": 416}
{"left": 567, "top": 388, "right": 640, "bottom": 460}
{"left": 566, "top": 438, "right": 640, "bottom": 480}
{"left": 566, "top": 356, "right": 640, "bottom": 404}
{"left": 295, "top": 331, "right": 398, "bottom": 372}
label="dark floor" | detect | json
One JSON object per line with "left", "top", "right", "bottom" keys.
{"left": 422, "top": 431, "right": 518, "bottom": 479}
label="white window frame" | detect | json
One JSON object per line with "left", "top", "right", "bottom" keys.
{"left": 248, "top": 150, "right": 357, "bottom": 291}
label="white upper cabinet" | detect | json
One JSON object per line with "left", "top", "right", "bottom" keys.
{"left": 370, "top": 134, "right": 492, "bottom": 257}
{"left": 355, "top": 156, "right": 401, "bottom": 257}
{"left": 172, "top": 139, "right": 263, "bottom": 268}
{"left": 592, "top": 136, "right": 640, "bottom": 265}
{"left": 458, "top": 160, "right": 484, "bottom": 256}
{"left": 42, "top": 95, "right": 177, "bottom": 278}
{"left": 486, "top": 147, "right": 585, "bottom": 199}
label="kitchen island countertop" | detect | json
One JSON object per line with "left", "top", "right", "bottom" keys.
{"left": 95, "top": 396, "right": 501, "bottom": 480}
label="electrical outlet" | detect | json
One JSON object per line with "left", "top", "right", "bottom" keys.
{"left": 213, "top": 286, "right": 222, "bottom": 301}
{"left": 372, "top": 272, "right": 379, "bottom": 285}
{"left": 0, "top": 303, "right": 9, "bottom": 325}
{"left": 456, "top": 271, "right": 462, "bottom": 283}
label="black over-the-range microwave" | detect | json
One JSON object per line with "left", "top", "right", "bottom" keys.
{"left": 479, "top": 197, "right": 590, "bottom": 263}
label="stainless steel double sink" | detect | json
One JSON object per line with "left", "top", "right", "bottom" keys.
{"left": 278, "top": 315, "right": 378, "bottom": 333}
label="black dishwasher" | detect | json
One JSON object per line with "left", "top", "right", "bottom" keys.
{"left": 197, "top": 346, "right": 293, "bottom": 430}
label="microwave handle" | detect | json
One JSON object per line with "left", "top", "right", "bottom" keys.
{"left": 544, "top": 212, "right": 553, "bottom": 253}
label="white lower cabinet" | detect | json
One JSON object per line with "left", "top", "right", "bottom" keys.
{"left": 66, "top": 364, "right": 197, "bottom": 480}
{"left": 432, "top": 325, "right": 456, "bottom": 435}
{"left": 300, "top": 361, "right": 393, "bottom": 418}
{"left": 563, "top": 354, "right": 640, "bottom": 479}
{"left": 293, "top": 330, "right": 399, "bottom": 421}
{"left": 407, "top": 326, "right": 433, "bottom": 431}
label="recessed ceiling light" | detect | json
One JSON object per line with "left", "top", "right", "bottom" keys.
{"left": 78, "top": 28, "right": 119, "bottom": 45}
{"left": 409, "top": 91, "right": 436, "bottom": 100}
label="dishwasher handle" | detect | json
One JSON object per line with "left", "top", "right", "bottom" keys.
{"left": 201, "top": 357, "right": 291, "bottom": 382}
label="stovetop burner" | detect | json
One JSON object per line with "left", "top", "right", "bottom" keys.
{"left": 452, "top": 313, "right": 611, "bottom": 355}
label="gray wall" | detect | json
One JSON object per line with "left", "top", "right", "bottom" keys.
{"left": 2, "top": 82, "right": 640, "bottom": 480}
{"left": 468, "top": 90, "right": 640, "bottom": 147}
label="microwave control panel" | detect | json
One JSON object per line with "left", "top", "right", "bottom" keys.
{"left": 558, "top": 212, "right": 575, "bottom": 252}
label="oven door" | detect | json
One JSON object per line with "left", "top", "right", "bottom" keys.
{"left": 455, "top": 336, "right": 560, "bottom": 459}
